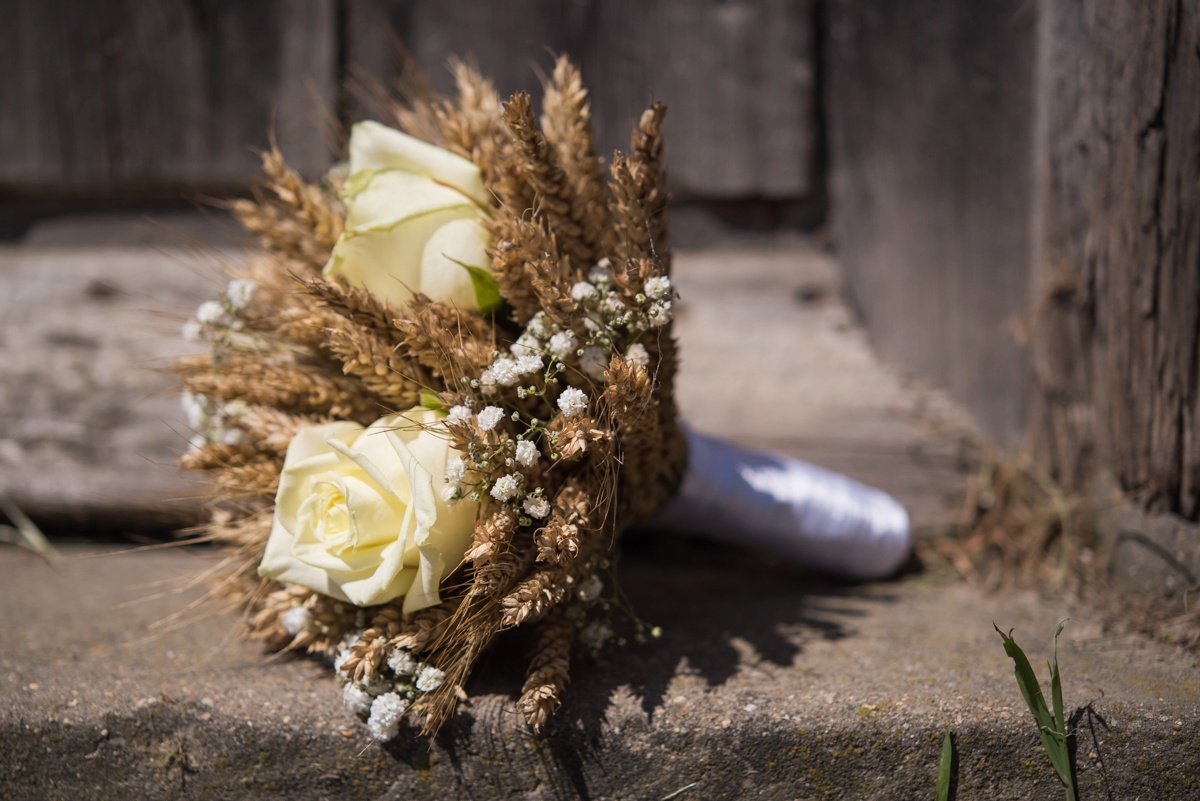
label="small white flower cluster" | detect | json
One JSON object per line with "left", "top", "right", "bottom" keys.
{"left": 181, "top": 390, "right": 247, "bottom": 449}
{"left": 515, "top": 439, "right": 538, "bottom": 467}
{"left": 477, "top": 460, "right": 551, "bottom": 522}
{"left": 480, "top": 463, "right": 551, "bottom": 523}
{"left": 181, "top": 278, "right": 257, "bottom": 342}
{"left": 579, "top": 346, "right": 608, "bottom": 382}
{"left": 578, "top": 621, "right": 613, "bottom": 653}
{"left": 442, "top": 405, "right": 544, "bottom": 513}
{"left": 504, "top": 263, "right": 673, "bottom": 393}
{"left": 415, "top": 664, "right": 446, "bottom": 693}
{"left": 479, "top": 352, "right": 544, "bottom": 392}
{"left": 436, "top": 259, "right": 675, "bottom": 530}
{"left": 180, "top": 279, "right": 268, "bottom": 447}
{"left": 528, "top": 264, "right": 674, "bottom": 392}
{"left": 280, "top": 605, "right": 314, "bottom": 637}
{"left": 476, "top": 405, "right": 505, "bottom": 431}
{"left": 439, "top": 399, "right": 556, "bottom": 524}
{"left": 575, "top": 573, "right": 605, "bottom": 604}
{"left": 522, "top": 495, "right": 551, "bottom": 519}
{"left": 334, "top": 637, "right": 450, "bottom": 742}
{"left": 636, "top": 274, "right": 673, "bottom": 330}
{"left": 643, "top": 275, "right": 670, "bottom": 300}
{"left": 548, "top": 329, "right": 578, "bottom": 361}
{"left": 490, "top": 472, "right": 522, "bottom": 502}
{"left": 624, "top": 343, "right": 650, "bottom": 370}
{"left": 367, "top": 692, "right": 409, "bottom": 740}
{"left": 557, "top": 387, "right": 588, "bottom": 418}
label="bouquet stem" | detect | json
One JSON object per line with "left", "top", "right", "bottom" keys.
{"left": 653, "top": 426, "right": 912, "bottom": 580}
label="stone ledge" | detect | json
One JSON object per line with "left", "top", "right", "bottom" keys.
{"left": 2, "top": 544, "right": 1197, "bottom": 800}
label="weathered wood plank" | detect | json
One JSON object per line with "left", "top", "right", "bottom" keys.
{"left": 0, "top": 224, "right": 972, "bottom": 536}
{"left": 1030, "top": 1, "right": 1200, "bottom": 520}
{"left": 0, "top": 241, "right": 228, "bottom": 531}
{"left": 0, "top": 0, "right": 337, "bottom": 194}
{"left": 825, "top": 0, "right": 1036, "bottom": 446}
{"left": 345, "top": 0, "right": 816, "bottom": 199}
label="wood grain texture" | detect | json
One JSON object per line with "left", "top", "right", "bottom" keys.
{"left": 0, "top": 243, "right": 227, "bottom": 531}
{"left": 825, "top": 0, "right": 1036, "bottom": 447}
{"left": 1030, "top": 0, "right": 1200, "bottom": 519}
{"left": 345, "top": 0, "right": 816, "bottom": 198}
{"left": 0, "top": 0, "right": 337, "bottom": 195}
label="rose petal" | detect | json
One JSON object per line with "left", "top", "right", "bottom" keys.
{"left": 326, "top": 206, "right": 480, "bottom": 310}
{"left": 402, "top": 544, "right": 446, "bottom": 614}
{"left": 270, "top": 422, "right": 364, "bottom": 534}
{"left": 384, "top": 428, "right": 436, "bottom": 534}
{"left": 341, "top": 168, "right": 477, "bottom": 232}
{"left": 419, "top": 218, "right": 490, "bottom": 311}
{"left": 260, "top": 410, "right": 479, "bottom": 608}
{"left": 347, "top": 121, "right": 488, "bottom": 207}
{"left": 260, "top": 514, "right": 343, "bottom": 598}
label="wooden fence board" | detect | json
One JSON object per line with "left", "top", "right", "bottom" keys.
{"left": 1030, "top": 0, "right": 1200, "bottom": 520}
{"left": 825, "top": 0, "right": 1036, "bottom": 446}
{"left": 0, "top": 0, "right": 337, "bottom": 195}
{"left": 345, "top": 0, "right": 816, "bottom": 199}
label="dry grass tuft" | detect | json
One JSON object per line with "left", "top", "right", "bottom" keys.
{"left": 933, "top": 450, "right": 1100, "bottom": 596}
{"left": 932, "top": 448, "right": 1200, "bottom": 650}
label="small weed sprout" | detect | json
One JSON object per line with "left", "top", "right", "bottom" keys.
{"left": 935, "top": 729, "right": 954, "bottom": 801}
{"left": 994, "top": 620, "right": 1076, "bottom": 801}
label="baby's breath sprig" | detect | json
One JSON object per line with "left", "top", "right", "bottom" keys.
{"left": 333, "top": 634, "right": 450, "bottom": 742}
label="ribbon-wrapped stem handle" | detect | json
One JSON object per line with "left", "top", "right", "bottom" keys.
{"left": 653, "top": 427, "right": 912, "bottom": 581}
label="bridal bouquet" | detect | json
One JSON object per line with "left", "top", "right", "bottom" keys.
{"left": 176, "top": 58, "right": 685, "bottom": 738}
{"left": 176, "top": 57, "right": 912, "bottom": 743}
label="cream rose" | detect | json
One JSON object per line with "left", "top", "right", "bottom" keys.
{"left": 325, "top": 121, "right": 494, "bottom": 311}
{"left": 259, "top": 408, "right": 478, "bottom": 611}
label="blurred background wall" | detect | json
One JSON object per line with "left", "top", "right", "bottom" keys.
{"left": 2, "top": 1, "right": 1198, "bottom": 554}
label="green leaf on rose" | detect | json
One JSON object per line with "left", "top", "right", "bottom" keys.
{"left": 447, "top": 256, "right": 502, "bottom": 312}
{"left": 419, "top": 390, "right": 445, "bottom": 411}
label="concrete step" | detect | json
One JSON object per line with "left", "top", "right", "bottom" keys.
{"left": 6, "top": 220, "right": 1192, "bottom": 799}
{"left": 2, "top": 544, "right": 1197, "bottom": 800}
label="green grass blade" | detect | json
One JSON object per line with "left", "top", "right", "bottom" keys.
{"left": 993, "top": 623, "right": 1055, "bottom": 732}
{"left": 997, "top": 622, "right": 1077, "bottom": 799}
{"left": 935, "top": 730, "right": 954, "bottom": 801}
{"left": 1051, "top": 620, "right": 1067, "bottom": 735}
{"left": 1039, "top": 728, "right": 1073, "bottom": 789}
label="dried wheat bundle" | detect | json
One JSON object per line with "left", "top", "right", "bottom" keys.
{"left": 176, "top": 56, "right": 685, "bottom": 738}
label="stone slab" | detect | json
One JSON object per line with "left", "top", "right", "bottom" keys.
{"left": 1, "top": 544, "right": 1197, "bottom": 799}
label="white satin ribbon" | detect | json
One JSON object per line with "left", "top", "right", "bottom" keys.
{"left": 652, "top": 427, "right": 912, "bottom": 581}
